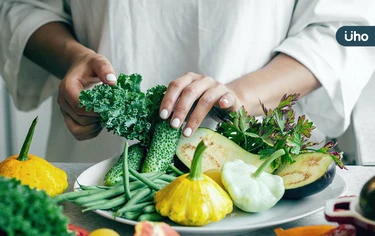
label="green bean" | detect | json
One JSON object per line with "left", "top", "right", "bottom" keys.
{"left": 129, "top": 175, "right": 138, "bottom": 182}
{"left": 159, "top": 174, "right": 177, "bottom": 182}
{"left": 74, "top": 171, "right": 166, "bottom": 206}
{"left": 76, "top": 180, "right": 118, "bottom": 190}
{"left": 77, "top": 185, "right": 100, "bottom": 191}
{"left": 127, "top": 173, "right": 165, "bottom": 191}
{"left": 131, "top": 172, "right": 161, "bottom": 178}
{"left": 153, "top": 179, "right": 170, "bottom": 186}
{"left": 115, "top": 201, "right": 153, "bottom": 213}
{"left": 122, "top": 142, "right": 131, "bottom": 200}
{"left": 96, "top": 181, "right": 124, "bottom": 189}
{"left": 81, "top": 187, "right": 147, "bottom": 212}
{"left": 79, "top": 184, "right": 118, "bottom": 190}
{"left": 82, "top": 195, "right": 127, "bottom": 212}
{"left": 143, "top": 205, "right": 156, "bottom": 213}
{"left": 73, "top": 177, "right": 152, "bottom": 206}
{"left": 74, "top": 185, "right": 125, "bottom": 205}
{"left": 129, "top": 168, "right": 163, "bottom": 191}
{"left": 116, "top": 188, "right": 152, "bottom": 216}
{"left": 137, "top": 191, "right": 155, "bottom": 203}
{"left": 76, "top": 181, "right": 98, "bottom": 190}
{"left": 122, "top": 211, "right": 143, "bottom": 220}
{"left": 96, "top": 185, "right": 116, "bottom": 190}
{"left": 82, "top": 199, "right": 108, "bottom": 208}
{"left": 53, "top": 189, "right": 105, "bottom": 203}
{"left": 138, "top": 212, "right": 164, "bottom": 222}
{"left": 168, "top": 164, "right": 185, "bottom": 176}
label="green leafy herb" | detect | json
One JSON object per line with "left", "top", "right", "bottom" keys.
{"left": 79, "top": 73, "right": 166, "bottom": 146}
{"left": 0, "top": 177, "right": 73, "bottom": 236}
{"left": 216, "top": 93, "right": 345, "bottom": 169}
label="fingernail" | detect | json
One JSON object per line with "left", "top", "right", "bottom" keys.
{"left": 106, "top": 73, "right": 117, "bottom": 82}
{"left": 171, "top": 118, "right": 180, "bottom": 128}
{"left": 160, "top": 109, "right": 168, "bottom": 119}
{"left": 222, "top": 98, "right": 229, "bottom": 104}
{"left": 183, "top": 127, "right": 192, "bottom": 137}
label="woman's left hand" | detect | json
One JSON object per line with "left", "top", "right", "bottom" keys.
{"left": 159, "top": 72, "right": 242, "bottom": 137}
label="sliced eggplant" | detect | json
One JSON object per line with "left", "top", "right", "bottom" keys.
{"left": 275, "top": 152, "right": 336, "bottom": 199}
{"left": 176, "top": 128, "right": 276, "bottom": 173}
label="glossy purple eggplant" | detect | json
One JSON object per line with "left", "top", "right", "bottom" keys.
{"left": 275, "top": 153, "right": 336, "bottom": 199}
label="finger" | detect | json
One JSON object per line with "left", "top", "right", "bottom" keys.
{"left": 182, "top": 83, "right": 228, "bottom": 137}
{"left": 58, "top": 79, "right": 98, "bottom": 117}
{"left": 57, "top": 94, "right": 100, "bottom": 126}
{"left": 61, "top": 109, "right": 103, "bottom": 141}
{"left": 89, "top": 55, "right": 117, "bottom": 85}
{"left": 159, "top": 72, "right": 200, "bottom": 120}
{"left": 218, "top": 92, "right": 238, "bottom": 110}
{"left": 170, "top": 75, "right": 215, "bottom": 129}
{"left": 209, "top": 92, "right": 241, "bottom": 122}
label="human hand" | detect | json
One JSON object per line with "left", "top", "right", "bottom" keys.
{"left": 57, "top": 52, "right": 117, "bottom": 140}
{"left": 159, "top": 72, "right": 242, "bottom": 137}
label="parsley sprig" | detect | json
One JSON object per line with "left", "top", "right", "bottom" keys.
{"left": 216, "top": 93, "right": 345, "bottom": 169}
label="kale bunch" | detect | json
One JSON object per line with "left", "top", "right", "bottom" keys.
{"left": 79, "top": 73, "right": 166, "bottom": 146}
{"left": 0, "top": 176, "right": 73, "bottom": 236}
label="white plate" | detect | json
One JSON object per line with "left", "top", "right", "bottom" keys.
{"left": 74, "top": 156, "right": 347, "bottom": 235}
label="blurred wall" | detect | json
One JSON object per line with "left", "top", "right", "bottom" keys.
{"left": 0, "top": 78, "right": 51, "bottom": 161}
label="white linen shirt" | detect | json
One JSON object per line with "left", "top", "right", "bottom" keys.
{"left": 1, "top": 0, "right": 375, "bottom": 162}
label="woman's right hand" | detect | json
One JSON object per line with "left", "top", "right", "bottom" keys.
{"left": 57, "top": 52, "right": 117, "bottom": 140}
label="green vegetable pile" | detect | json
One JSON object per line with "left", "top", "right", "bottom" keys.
{"left": 216, "top": 93, "right": 345, "bottom": 169}
{"left": 79, "top": 73, "right": 182, "bottom": 175}
{"left": 0, "top": 176, "right": 72, "bottom": 236}
{"left": 54, "top": 143, "right": 182, "bottom": 222}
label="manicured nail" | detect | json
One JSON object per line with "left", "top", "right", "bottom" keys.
{"left": 171, "top": 118, "right": 180, "bottom": 128}
{"left": 106, "top": 73, "right": 117, "bottom": 82}
{"left": 160, "top": 109, "right": 168, "bottom": 119}
{"left": 222, "top": 98, "right": 229, "bottom": 104}
{"left": 183, "top": 127, "right": 192, "bottom": 137}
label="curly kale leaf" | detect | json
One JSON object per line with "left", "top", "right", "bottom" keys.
{"left": 79, "top": 73, "right": 166, "bottom": 146}
{"left": 0, "top": 177, "right": 73, "bottom": 236}
{"left": 216, "top": 93, "right": 345, "bottom": 169}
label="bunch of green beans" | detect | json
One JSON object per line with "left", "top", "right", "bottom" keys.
{"left": 53, "top": 142, "right": 183, "bottom": 222}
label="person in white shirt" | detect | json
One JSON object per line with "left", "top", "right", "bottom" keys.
{"left": 1, "top": 0, "right": 375, "bottom": 162}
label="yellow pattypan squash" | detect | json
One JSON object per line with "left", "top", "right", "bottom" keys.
{"left": 0, "top": 117, "right": 68, "bottom": 197}
{"left": 154, "top": 139, "right": 233, "bottom": 226}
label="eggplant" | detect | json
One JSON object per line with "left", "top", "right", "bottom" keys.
{"left": 176, "top": 128, "right": 276, "bottom": 173}
{"left": 275, "top": 152, "right": 336, "bottom": 199}
{"left": 359, "top": 175, "right": 375, "bottom": 220}
{"left": 177, "top": 128, "right": 337, "bottom": 199}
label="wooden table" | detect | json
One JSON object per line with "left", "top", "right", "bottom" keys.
{"left": 56, "top": 163, "right": 375, "bottom": 236}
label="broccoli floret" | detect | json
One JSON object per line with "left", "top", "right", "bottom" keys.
{"left": 0, "top": 176, "right": 73, "bottom": 236}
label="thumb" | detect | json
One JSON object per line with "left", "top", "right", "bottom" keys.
{"left": 90, "top": 54, "right": 117, "bottom": 85}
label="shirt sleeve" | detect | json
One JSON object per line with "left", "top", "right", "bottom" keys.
{"left": 274, "top": 0, "right": 375, "bottom": 138}
{"left": 0, "top": 0, "right": 71, "bottom": 111}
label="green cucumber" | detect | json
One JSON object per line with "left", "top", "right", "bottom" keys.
{"left": 103, "top": 143, "right": 146, "bottom": 186}
{"left": 141, "top": 120, "right": 182, "bottom": 172}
